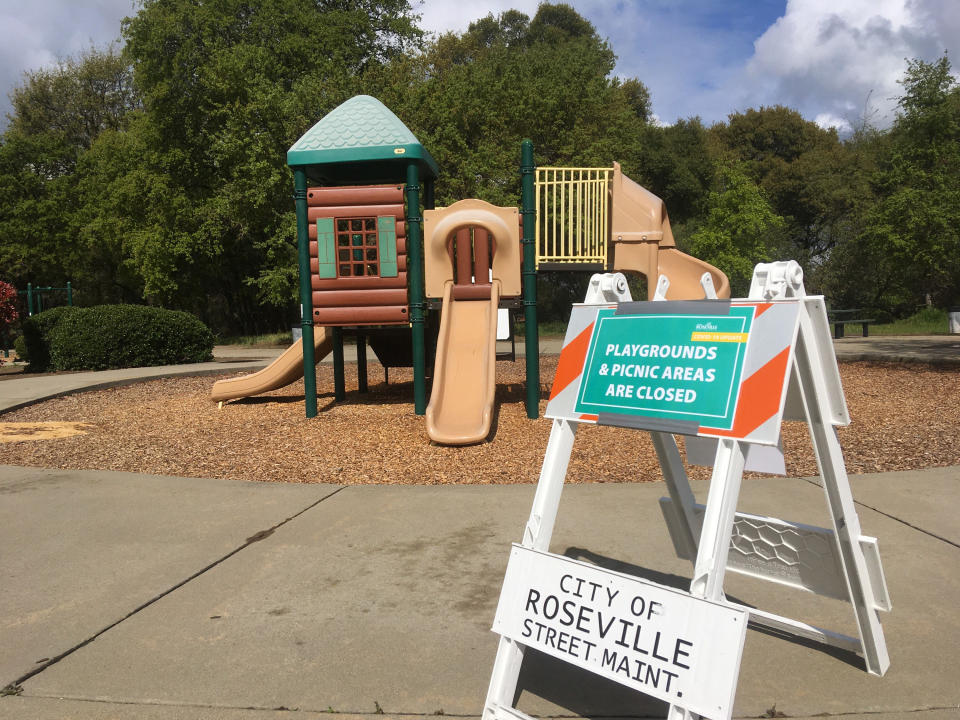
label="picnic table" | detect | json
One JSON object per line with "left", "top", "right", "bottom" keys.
{"left": 828, "top": 308, "right": 876, "bottom": 338}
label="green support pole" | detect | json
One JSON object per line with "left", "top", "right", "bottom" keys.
{"left": 27, "top": 283, "right": 33, "bottom": 316}
{"left": 333, "top": 327, "right": 345, "bottom": 401}
{"left": 521, "top": 140, "right": 540, "bottom": 419}
{"left": 66, "top": 281, "right": 72, "bottom": 307}
{"left": 294, "top": 169, "right": 318, "bottom": 418}
{"left": 357, "top": 333, "right": 368, "bottom": 393}
{"left": 406, "top": 163, "right": 427, "bottom": 415}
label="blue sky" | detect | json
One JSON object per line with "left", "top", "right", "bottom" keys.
{"left": 418, "top": 0, "right": 960, "bottom": 131}
{"left": 2, "top": 1, "right": 958, "bottom": 133}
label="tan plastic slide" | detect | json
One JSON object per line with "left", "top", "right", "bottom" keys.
{"left": 210, "top": 327, "right": 334, "bottom": 403}
{"left": 610, "top": 162, "right": 730, "bottom": 300}
{"left": 425, "top": 280, "right": 501, "bottom": 445}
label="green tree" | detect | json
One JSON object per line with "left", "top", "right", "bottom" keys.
{"left": 708, "top": 106, "right": 859, "bottom": 278}
{"left": 0, "top": 45, "right": 137, "bottom": 294}
{"left": 7, "top": 43, "right": 138, "bottom": 153}
{"left": 632, "top": 118, "right": 714, "bottom": 225}
{"left": 851, "top": 54, "right": 960, "bottom": 311}
{"left": 867, "top": 55, "right": 960, "bottom": 306}
{"left": 115, "top": 0, "right": 423, "bottom": 333}
{"left": 366, "top": 4, "right": 650, "bottom": 207}
{"left": 685, "top": 163, "right": 785, "bottom": 296}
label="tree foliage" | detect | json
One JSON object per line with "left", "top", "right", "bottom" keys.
{"left": 685, "top": 163, "right": 785, "bottom": 296}
{"left": 633, "top": 119, "right": 713, "bottom": 225}
{"left": 866, "top": 55, "right": 960, "bottom": 308}
{"left": 0, "top": 46, "right": 137, "bottom": 294}
{"left": 707, "top": 106, "right": 859, "bottom": 275}
{"left": 366, "top": 4, "right": 650, "bottom": 206}
{"left": 111, "top": 0, "right": 425, "bottom": 332}
{"left": 1, "top": 4, "right": 957, "bottom": 333}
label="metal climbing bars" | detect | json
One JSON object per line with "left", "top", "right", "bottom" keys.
{"left": 535, "top": 167, "right": 612, "bottom": 268}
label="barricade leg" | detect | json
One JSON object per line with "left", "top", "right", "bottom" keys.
{"left": 651, "top": 432, "right": 700, "bottom": 558}
{"left": 483, "top": 419, "right": 578, "bottom": 720}
{"left": 669, "top": 438, "right": 745, "bottom": 720}
{"left": 795, "top": 315, "right": 890, "bottom": 676}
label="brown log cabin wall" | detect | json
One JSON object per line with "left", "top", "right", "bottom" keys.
{"left": 307, "top": 184, "right": 409, "bottom": 326}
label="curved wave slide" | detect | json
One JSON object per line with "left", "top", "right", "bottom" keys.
{"left": 426, "top": 280, "right": 501, "bottom": 445}
{"left": 210, "top": 327, "right": 334, "bottom": 403}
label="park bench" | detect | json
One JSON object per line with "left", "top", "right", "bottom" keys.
{"left": 828, "top": 308, "right": 876, "bottom": 338}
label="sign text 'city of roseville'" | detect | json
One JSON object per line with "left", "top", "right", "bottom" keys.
{"left": 493, "top": 546, "right": 747, "bottom": 719}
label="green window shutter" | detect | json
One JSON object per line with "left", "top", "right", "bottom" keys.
{"left": 316, "top": 217, "right": 336, "bottom": 279}
{"left": 378, "top": 216, "right": 398, "bottom": 278}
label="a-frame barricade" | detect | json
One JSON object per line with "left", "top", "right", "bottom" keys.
{"left": 483, "top": 262, "right": 891, "bottom": 720}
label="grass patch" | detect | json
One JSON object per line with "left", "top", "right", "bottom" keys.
{"left": 218, "top": 331, "right": 293, "bottom": 347}
{"left": 514, "top": 320, "right": 567, "bottom": 338}
{"left": 870, "top": 307, "right": 949, "bottom": 336}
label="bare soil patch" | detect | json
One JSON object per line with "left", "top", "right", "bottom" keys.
{"left": 1, "top": 359, "right": 957, "bottom": 484}
{"left": 0, "top": 421, "right": 94, "bottom": 442}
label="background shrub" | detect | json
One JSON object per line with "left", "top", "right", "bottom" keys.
{"left": 46, "top": 305, "right": 213, "bottom": 371}
{"left": 18, "top": 306, "right": 78, "bottom": 371}
{"left": 13, "top": 334, "right": 27, "bottom": 360}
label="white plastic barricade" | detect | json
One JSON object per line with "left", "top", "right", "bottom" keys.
{"left": 483, "top": 262, "right": 890, "bottom": 720}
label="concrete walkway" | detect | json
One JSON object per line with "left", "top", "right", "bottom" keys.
{"left": 0, "top": 464, "right": 957, "bottom": 719}
{"left": 831, "top": 334, "right": 960, "bottom": 365}
{"left": 1, "top": 335, "right": 959, "bottom": 718}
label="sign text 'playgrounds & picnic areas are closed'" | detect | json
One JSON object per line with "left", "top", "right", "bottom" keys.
{"left": 574, "top": 305, "right": 757, "bottom": 430}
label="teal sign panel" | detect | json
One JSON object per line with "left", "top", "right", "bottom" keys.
{"left": 574, "top": 306, "right": 756, "bottom": 430}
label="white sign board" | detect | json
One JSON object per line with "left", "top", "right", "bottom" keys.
{"left": 492, "top": 545, "right": 747, "bottom": 720}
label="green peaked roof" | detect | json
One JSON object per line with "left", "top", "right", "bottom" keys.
{"left": 287, "top": 95, "right": 438, "bottom": 183}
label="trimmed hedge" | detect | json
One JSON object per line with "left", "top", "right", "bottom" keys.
{"left": 22, "top": 305, "right": 213, "bottom": 371}
{"left": 18, "top": 306, "right": 78, "bottom": 371}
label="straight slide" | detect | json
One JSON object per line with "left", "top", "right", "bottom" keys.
{"left": 210, "top": 327, "right": 334, "bottom": 403}
{"left": 426, "top": 281, "right": 500, "bottom": 445}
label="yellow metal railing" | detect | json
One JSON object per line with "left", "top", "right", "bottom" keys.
{"left": 535, "top": 167, "right": 612, "bottom": 268}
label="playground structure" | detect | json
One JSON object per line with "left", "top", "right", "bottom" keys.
{"left": 423, "top": 200, "right": 522, "bottom": 444}
{"left": 211, "top": 94, "right": 730, "bottom": 445}
{"left": 536, "top": 163, "right": 729, "bottom": 300}
{"left": 18, "top": 282, "right": 74, "bottom": 316}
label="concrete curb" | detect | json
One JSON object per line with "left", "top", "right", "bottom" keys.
{"left": 2, "top": 337, "right": 956, "bottom": 416}
{"left": 0, "top": 361, "right": 269, "bottom": 415}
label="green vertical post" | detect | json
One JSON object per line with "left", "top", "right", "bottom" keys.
{"left": 26, "top": 283, "right": 33, "bottom": 316}
{"left": 294, "top": 169, "right": 318, "bottom": 418}
{"left": 521, "top": 140, "right": 540, "bottom": 419}
{"left": 66, "top": 281, "right": 73, "bottom": 306}
{"left": 357, "top": 333, "right": 368, "bottom": 393}
{"left": 332, "top": 327, "right": 345, "bottom": 401}
{"left": 406, "top": 163, "right": 427, "bottom": 415}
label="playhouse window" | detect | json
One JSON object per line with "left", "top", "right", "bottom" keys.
{"left": 336, "top": 218, "right": 379, "bottom": 277}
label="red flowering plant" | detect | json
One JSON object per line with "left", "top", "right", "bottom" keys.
{"left": 0, "top": 281, "right": 19, "bottom": 364}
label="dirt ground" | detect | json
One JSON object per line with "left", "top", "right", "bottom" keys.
{"left": 1, "top": 358, "right": 958, "bottom": 484}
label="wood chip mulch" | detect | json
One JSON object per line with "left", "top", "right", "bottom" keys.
{"left": 1, "top": 359, "right": 958, "bottom": 484}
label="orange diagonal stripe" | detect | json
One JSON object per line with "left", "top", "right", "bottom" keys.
{"left": 549, "top": 323, "right": 594, "bottom": 400}
{"left": 702, "top": 346, "right": 791, "bottom": 439}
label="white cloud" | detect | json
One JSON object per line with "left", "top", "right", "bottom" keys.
{"left": 744, "top": 0, "right": 957, "bottom": 129}
{"left": 814, "top": 112, "right": 852, "bottom": 134}
{"left": 2, "top": 1, "right": 957, "bottom": 135}
{"left": 0, "top": 1, "right": 133, "bottom": 126}
{"left": 648, "top": 113, "right": 670, "bottom": 128}
{"left": 413, "top": 0, "right": 541, "bottom": 36}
